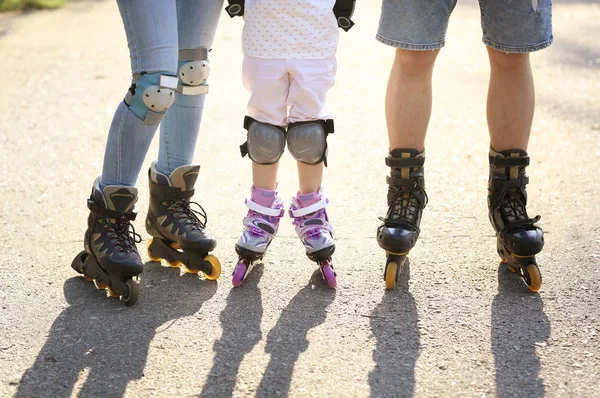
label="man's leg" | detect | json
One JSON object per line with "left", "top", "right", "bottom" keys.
{"left": 386, "top": 49, "right": 438, "bottom": 151}
{"left": 487, "top": 49, "right": 534, "bottom": 151}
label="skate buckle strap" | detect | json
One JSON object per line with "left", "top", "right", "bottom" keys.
{"left": 242, "top": 216, "right": 278, "bottom": 237}
{"left": 289, "top": 197, "right": 328, "bottom": 218}
{"left": 295, "top": 218, "right": 334, "bottom": 237}
{"left": 87, "top": 199, "right": 137, "bottom": 221}
{"left": 245, "top": 197, "right": 285, "bottom": 217}
{"left": 491, "top": 156, "right": 530, "bottom": 168}
{"left": 385, "top": 156, "right": 424, "bottom": 169}
{"left": 492, "top": 176, "right": 529, "bottom": 189}
{"left": 386, "top": 175, "right": 419, "bottom": 187}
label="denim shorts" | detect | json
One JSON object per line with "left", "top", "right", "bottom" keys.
{"left": 377, "top": 0, "right": 553, "bottom": 53}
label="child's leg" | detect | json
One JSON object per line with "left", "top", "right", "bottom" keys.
{"left": 242, "top": 56, "right": 289, "bottom": 190}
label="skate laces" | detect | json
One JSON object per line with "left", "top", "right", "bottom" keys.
{"left": 106, "top": 217, "right": 142, "bottom": 253}
{"left": 501, "top": 188, "right": 540, "bottom": 231}
{"left": 168, "top": 199, "right": 208, "bottom": 230}
{"left": 381, "top": 182, "right": 428, "bottom": 226}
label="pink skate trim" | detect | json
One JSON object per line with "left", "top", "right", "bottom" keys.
{"left": 289, "top": 197, "right": 329, "bottom": 218}
{"left": 242, "top": 216, "right": 279, "bottom": 238}
{"left": 245, "top": 197, "right": 285, "bottom": 217}
{"left": 295, "top": 218, "right": 334, "bottom": 238}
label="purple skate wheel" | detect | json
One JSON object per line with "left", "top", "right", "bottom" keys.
{"left": 232, "top": 259, "right": 250, "bottom": 287}
{"left": 321, "top": 260, "right": 337, "bottom": 289}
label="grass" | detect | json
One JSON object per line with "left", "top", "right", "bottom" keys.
{"left": 0, "top": 0, "right": 68, "bottom": 12}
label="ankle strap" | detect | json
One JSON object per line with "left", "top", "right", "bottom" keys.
{"left": 289, "top": 197, "right": 328, "bottom": 218}
{"left": 245, "top": 197, "right": 284, "bottom": 217}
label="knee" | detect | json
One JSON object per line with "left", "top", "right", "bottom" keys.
{"left": 487, "top": 48, "right": 530, "bottom": 71}
{"left": 393, "top": 49, "right": 438, "bottom": 76}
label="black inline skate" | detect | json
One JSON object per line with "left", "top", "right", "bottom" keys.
{"left": 145, "top": 162, "right": 221, "bottom": 280}
{"left": 488, "top": 148, "right": 544, "bottom": 292}
{"left": 71, "top": 177, "right": 143, "bottom": 306}
{"left": 377, "top": 149, "right": 427, "bottom": 289}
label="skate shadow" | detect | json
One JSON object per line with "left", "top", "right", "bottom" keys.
{"left": 368, "top": 261, "right": 420, "bottom": 398}
{"left": 491, "top": 265, "right": 550, "bottom": 398}
{"left": 15, "top": 261, "right": 218, "bottom": 398}
{"left": 199, "top": 264, "right": 265, "bottom": 397}
{"left": 255, "top": 271, "right": 336, "bottom": 398}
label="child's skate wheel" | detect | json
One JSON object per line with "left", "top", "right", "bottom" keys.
{"left": 385, "top": 261, "right": 398, "bottom": 290}
{"left": 321, "top": 263, "right": 337, "bottom": 289}
{"left": 146, "top": 240, "right": 162, "bottom": 262}
{"left": 203, "top": 255, "right": 221, "bottom": 280}
{"left": 122, "top": 279, "right": 139, "bottom": 306}
{"left": 95, "top": 280, "right": 109, "bottom": 290}
{"left": 525, "top": 263, "right": 542, "bottom": 293}
{"left": 232, "top": 261, "right": 249, "bottom": 287}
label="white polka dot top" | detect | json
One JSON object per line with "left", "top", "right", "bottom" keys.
{"left": 242, "top": 0, "right": 339, "bottom": 60}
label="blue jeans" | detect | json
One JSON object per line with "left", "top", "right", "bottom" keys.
{"left": 377, "top": 0, "right": 552, "bottom": 53}
{"left": 101, "top": 0, "right": 223, "bottom": 188}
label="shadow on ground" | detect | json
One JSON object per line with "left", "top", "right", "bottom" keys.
{"left": 369, "top": 261, "right": 420, "bottom": 398}
{"left": 15, "top": 261, "right": 217, "bottom": 398}
{"left": 200, "top": 264, "right": 265, "bottom": 397}
{"left": 253, "top": 271, "right": 336, "bottom": 398}
{"left": 491, "top": 265, "right": 550, "bottom": 398}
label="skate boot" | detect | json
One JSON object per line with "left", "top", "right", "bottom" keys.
{"left": 71, "top": 177, "right": 143, "bottom": 306}
{"left": 232, "top": 186, "right": 285, "bottom": 287}
{"left": 289, "top": 187, "right": 337, "bottom": 288}
{"left": 488, "top": 148, "right": 544, "bottom": 292}
{"left": 377, "top": 149, "right": 427, "bottom": 289}
{"left": 145, "top": 162, "right": 221, "bottom": 280}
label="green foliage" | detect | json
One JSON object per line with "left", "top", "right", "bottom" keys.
{"left": 0, "top": 0, "right": 68, "bottom": 12}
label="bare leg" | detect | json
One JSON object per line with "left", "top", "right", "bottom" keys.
{"left": 386, "top": 49, "right": 438, "bottom": 151}
{"left": 487, "top": 48, "right": 534, "bottom": 151}
{"left": 297, "top": 162, "right": 323, "bottom": 194}
{"left": 252, "top": 162, "right": 279, "bottom": 191}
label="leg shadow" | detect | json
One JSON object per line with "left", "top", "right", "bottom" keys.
{"left": 255, "top": 271, "right": 336, "bottom": 398}
{"left": 200, "top": 264, "right": 265, "bottom": 397}
{"left": 15, "top": 261, "right": 218, "bottom": 397}
{"left": 491, "top": 265, "right": 550, "bottom": 398}
{"left": 369, "top": 261, "right": 420, "bottom": 398}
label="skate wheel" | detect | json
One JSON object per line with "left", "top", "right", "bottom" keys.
{"left": 525, "top": 263, "right": 542, "bottom": 293}
{"left": 83, "top": 275, "right": 94, "bottom": 282}
{"left": 166, "top": 259, "right": 182, "bottom": 268}
{"left": 203, "top": 255, "right": 221, "bottom": 280}
{"left": 181, "top": 264, "right": 200, "bottom": 275}
{"left": 146, "top": 240, "right": 162, "bottom": 262}
{"left": 321, "top": 262, "right": 337, "bottom": 289}
{"left": 385, "top": 261, "right": 398, "bottom": 290}
{"left": 95, "top": 280, "right": 108, "bottom": 290}
{"left": 107, "top": 288, "right": 120, "bottom": 298}
{"left": 500, "top": 257, "right": 508, "bottom": 264}
{"left": 232, "top": 261, "right": 249, "bottom": 287}
{"left": 122, "top": 279, "right": 139, "bottom": 306}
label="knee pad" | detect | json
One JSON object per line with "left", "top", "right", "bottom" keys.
{"left": 177, "top": 48, "right": 210, "bottom": 96}
{"left": 124, "top": 72, "right": 178, "bottom": 125}
{"left": 286, "top": 120, "right": 334, "bottom": 166}
{"left": 240, "top": 116, "right": 286, "bottom": 165}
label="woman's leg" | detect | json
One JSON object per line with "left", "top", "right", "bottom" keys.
{"left": 156, "top": 0, "right": 224, "bottom": 175}
{"left": 101, "top": 0, "right": 179, "bottom": 187}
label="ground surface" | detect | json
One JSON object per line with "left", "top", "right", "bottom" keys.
{"left": 1, "top": 1, "right": 599, "bottom": 397}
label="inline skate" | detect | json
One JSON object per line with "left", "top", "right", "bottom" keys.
{"left": 232, "top": 186, "right": 285, "bottom": 287}
{"left": 145, "top": 162, "right": 221, "bottom": 280}
{"left": 289, "top": 187, "right": 337, "bottom": 288}
{"left": 377, "top": 149, "right": 427, "bottom": 289}
{"left": 488, "top": 148, "right": 544, "bottom": 292}
{"left": 71, "top": 177, "right": 143, "bottom": 306}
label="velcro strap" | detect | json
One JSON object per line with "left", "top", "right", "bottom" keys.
{"left": 290, "top": 198, "right": 328, "bottom": 218}
{"left": 295, "top": 218, "right": 334, "bottom": 238}
{"left": 245, "top": 197, "right": 284, "bottom": 217}
{"left": 491, "top": 156, "right": 530, "bottom": 168}
{"left": 240, "top": 142, "right": 248, "bottom": 158}
{"left": 386, "top": 176, "right": 417, "bottom": 187}
{"left": 492, "top": 177, "right": 529, "bottom": 189}
{"left": 163, "top": 188, "right": 195, "bottom": 201}
{"left": 385, "top": 156, "right": 424, "bottom": 168}
{"left": 324, "top": 119, "right": 335, "bottom": 135}
{"left": 87, "top": 199, "right": 137, "bottom": 220}
{"left": 243, "top": 115, "right": 255, "bottom": 130}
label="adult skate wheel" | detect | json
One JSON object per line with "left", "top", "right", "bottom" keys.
{"left": 166, "top": 259, "right": 183, "bottom": 268}
{"left": 83, "top": 275, "right": 95, "bottom": 282}
{"left": 203, "top": 255, "right": 221, "bottom": 280}
{"left": 95, "top": 280, "right": 109, "bottom": 290}
{"left": 146, "top": 240, "right": 162, "bottom": 262}
{"left": 122, "top": 279, "right": 139, "bottom": 306}
{"left": 182, "top": 264, "right": 201, "bottom": 275}
{"left": 107, "top": 288, "right": 120, "bottom": 298}
{"left": 525, "top": 263, "right": 542, "bottom": 293}
{"left": 321, "top": 261, "right": 337, "bottom": 289}
{"left": 385, "top": 261, "right": 398, "bottom": 290}
{"left": 232, "top": 259, "right": 250, "bottom": 287}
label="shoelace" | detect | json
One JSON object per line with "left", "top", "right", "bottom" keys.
{"left": 168, "top": 199, "right": 208, "bottom": 230}
{"left": 380, "top": 182, "right": 428, "bottom": 227}
{"left": 500, "top": 188, "right": 540, "bottom": 232}
{"left": 107, "top": 217, "right": 142, "bottom": 253}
